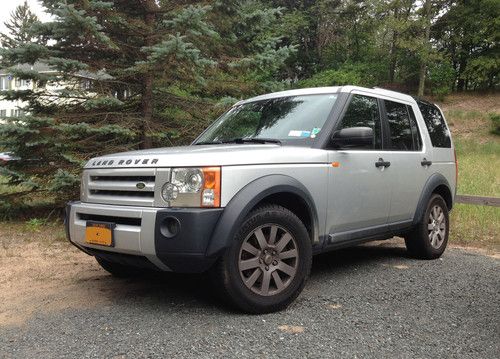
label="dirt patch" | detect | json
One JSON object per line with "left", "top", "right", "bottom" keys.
{"left": 0, "top": 240, "right": 106, "bottom": 327}
{"left": 431, "top": 93, "right": 500, "bottom": 142}
{"left": 0, "top": 224, "right": 154, "bottom": 327}
{"left": 436, "top": 93, "right": 500, "bottom": 114}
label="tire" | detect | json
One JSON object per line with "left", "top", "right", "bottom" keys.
{"left": 95, "top": 257, "right": 142, "bottom": 278}
{"left": 405, "top": 194, "right": 449, "bottom": 259}
{"left": 211, "top": 205, "right": 312, "bottom": 314}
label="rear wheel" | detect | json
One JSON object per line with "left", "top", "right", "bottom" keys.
{"left": 95, "top": 257, "right": 142, "bottom": 278}
{"left": 405, "top": 194, "right": 449, "bottom": 259}
{"left": 212, "top": 205, "right": 312, "bottom": 313}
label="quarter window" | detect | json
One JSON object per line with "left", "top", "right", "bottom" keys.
{"left": 385, "top": 100, "right": 414, "bottom": 151}
{"left": 417, "top": 102, "right": 451, "bottom": 148}
{"left": 408, "top": 106, "right": 422, "bottom": 151}
{"left": 336, "top": 95, "right": 382, "bottom": 149}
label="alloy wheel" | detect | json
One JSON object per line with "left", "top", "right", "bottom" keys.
{"left": 238, "top": 224, "right": 299, "bottom": 296}
{"left": 428, "top": 205, "right": 446, "bottom": 249}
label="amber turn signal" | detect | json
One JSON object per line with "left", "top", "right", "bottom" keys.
{"left": 201, "top": 167, "right": 221, "bottom": 207}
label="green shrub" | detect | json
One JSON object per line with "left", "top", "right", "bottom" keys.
{"left": 490, "top": 113, "right": 500, "bottom": 135}
{"left": 298, "top": 63, "right": 377, "bottom": 88}
{"left": 25, "top": 218, "right": 47, "bottom": 232}
{"left": 428, "top": 61, "right": 454, "bottom": 100}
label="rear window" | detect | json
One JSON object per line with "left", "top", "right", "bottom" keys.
{"left": 417, "top": 102, "right": 451, "bottom": 148}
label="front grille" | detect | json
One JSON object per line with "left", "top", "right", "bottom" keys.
{"left": 77, "top": 213, "right": 142, "bottom": 226}
{"left": 89, "top": 190, "right": 155, "bottom": 198}
{"left": 82, "top": 168, "right": 161, "bottom": 207}
{"left": 90, "top": 175, "right": 156, "bottom": 182}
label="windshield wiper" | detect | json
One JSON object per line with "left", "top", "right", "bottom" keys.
{"left": 222, "top": 138, "right": 282, "bottom": 145}
{"left": 194, "top": 141, "right": 223, "bottom": 145}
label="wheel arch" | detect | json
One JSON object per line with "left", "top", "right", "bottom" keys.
{"left": 413, "top": 173, "right": 453, "bottom": 225}
{"left": 206, "top": 174, "right": 319, "bottom": 257}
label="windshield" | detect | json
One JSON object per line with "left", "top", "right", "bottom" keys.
{"left": 195, "top": 94, "right": 338, "bottom": 145}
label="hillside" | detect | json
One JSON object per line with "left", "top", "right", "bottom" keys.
{"left": 436, "top": 93, "right": 499, "bottom": 249}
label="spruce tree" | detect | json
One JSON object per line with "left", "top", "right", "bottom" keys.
{"left": 0, "top": 1, "right": 41, "bottom": 48}
{"left": 0, "top": 0, "right": 294, "bottom": 212}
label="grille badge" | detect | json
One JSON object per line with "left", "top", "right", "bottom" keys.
{"left": 136, "top": 182, "right": 146, "bottom": 190}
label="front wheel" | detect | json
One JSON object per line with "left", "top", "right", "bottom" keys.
{"left": 405, "top": 194, "right": 449, "bottom": 259}
{"left": 212, "top": 205, "right": 312, "bottom": 313}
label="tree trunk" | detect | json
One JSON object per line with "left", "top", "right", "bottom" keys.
{"left": 389, "top": 7, "right": 399, "bottom": 83}
{"left": 417, "top": 61, "right": 427, "bottom": 96}
{"left": 140, "top": 1, "right": 158, "bottom": 149}
{"left": 417, "top": 0, "right": 432, "bottom": 97}
{"left": 141, "top": 73, "right": 153, "bottom": 149}
{"left": 456, "top": 55, "right": 467, "bottom": 92}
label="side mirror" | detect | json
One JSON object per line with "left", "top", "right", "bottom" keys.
{"left": 330, "top": 127, "right": 373, "bottom": 148}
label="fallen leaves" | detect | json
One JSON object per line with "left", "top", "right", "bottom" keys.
{"left": 278, "top": 325, "right": 305, "bottom": 334}
{"left": 392, "top": 264, "right": 409, "bottom": 270}
{"left": 381, "top": 263, "right": 409, "bottom": 269}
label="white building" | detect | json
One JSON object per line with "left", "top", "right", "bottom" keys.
{"left": 0, "top": 63, "right": 113, "bottom": 122}
{"left": 0, "top": 63, "right": 57, "bottom": 120}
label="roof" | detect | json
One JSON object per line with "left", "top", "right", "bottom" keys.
{"left": 0, "top": 61, "right": 112, "bottom": 80}
{"left": 237, "top": 86, "right": 416, "bottom": 105}
{"left": 0, "top": 62, "right": 55, "bottom": 75}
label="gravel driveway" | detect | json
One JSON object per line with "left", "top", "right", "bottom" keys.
{"left": 1, "top": 241, "right": 499, "bottom": 359}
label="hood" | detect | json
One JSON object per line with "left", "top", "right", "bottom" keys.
{"left": 84, "top": 144, "right": 327, "bottom": 169}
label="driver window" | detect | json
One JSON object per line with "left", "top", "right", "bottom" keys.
{"left": 336, "top": 95, "right": 382, "bottom": 149}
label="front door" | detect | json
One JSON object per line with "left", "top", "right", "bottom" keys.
{"left": 326, "top": 94, "right": 392, "bottom": 242}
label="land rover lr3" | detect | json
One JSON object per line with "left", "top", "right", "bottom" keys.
{"left": 66, "top": 86, "right": 457, "bottom": 313}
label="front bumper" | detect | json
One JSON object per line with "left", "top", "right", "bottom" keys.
{"left": 65, "top": 201, "right": 223, "bottom": 273}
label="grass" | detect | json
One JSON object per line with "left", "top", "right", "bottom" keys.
{"left": 454, "top": 139, "right": 500, "bottom": 197}
{"left": 440, "top": 94, "right": 500, "bottom": 250}
{"left": 451, "top": 204, "right": 499, "bottom": 249}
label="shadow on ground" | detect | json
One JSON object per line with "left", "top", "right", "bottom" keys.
{"left": 85, "top": 241, "right": 410, "bottom": 313}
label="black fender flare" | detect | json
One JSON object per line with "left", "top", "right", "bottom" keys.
{"left": 205, "top": 174, "right": 319, "bottom": 257}
{"left": 412, "top": 173, "right": 453, "bottom": 225}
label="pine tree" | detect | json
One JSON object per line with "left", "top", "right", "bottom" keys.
{"left": 0, "top": 0, "right": 294, "bottom": 212}
{"left": 0, "top": 0, "right": 41, "bottom": 48}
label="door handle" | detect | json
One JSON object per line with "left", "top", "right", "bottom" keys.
{"left": 421, "top": 158, "right": 433, "bottom": 167}
{"left": 375, "top": 158, "right": 391, "bottom": 168}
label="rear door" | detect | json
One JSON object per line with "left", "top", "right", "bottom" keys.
{"left": 381, "top": 100, "right": 431, "bottom": 225}
{"left": 325, "top": 93, "right": 392, "bottom": 240}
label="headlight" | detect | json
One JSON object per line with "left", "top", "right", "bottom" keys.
{"left": 161, "top": 167, "right": 221, "bottom": 207}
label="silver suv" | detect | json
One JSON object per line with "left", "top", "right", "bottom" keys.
{"left": 66, "top": 86, "right": 457, "bottom": 313}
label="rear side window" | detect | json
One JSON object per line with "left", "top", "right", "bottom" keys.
{"left": 418, "top": 103, "right": 451, "bottom": 148}
{"left": 384, "top": 100, "right": 414, "bottom": 151}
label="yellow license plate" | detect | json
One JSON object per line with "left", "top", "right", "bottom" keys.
{"left": 85, "top": 221, "right": 115, "bottom": 247}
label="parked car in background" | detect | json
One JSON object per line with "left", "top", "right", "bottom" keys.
{"left": 0, "top": 152, "right": 19, "bottom": 165}
{"left": 66, "top": 86, "right": 457, "bottom": 313}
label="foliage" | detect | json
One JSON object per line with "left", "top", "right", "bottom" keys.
{"left": 433, "top": 0, "right": 500, "bottom": 91}
{"left": 0, "top": 0, "right": 294, "bottom": 209}
{"left": 298, "top": 63, "right": 378, "bottom": 88}
{"left": 0, "top": 0, "right": 498, "bottom": 213}
{"left": 490, "top": 114, "right": 500, "bottom": 136}
{"left": 0, "top": 1, "right": 41, "bottom": 48}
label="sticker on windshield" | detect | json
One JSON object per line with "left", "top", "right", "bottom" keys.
{"left": 310, "top": 127, "right": 321, "bottom": 138}
{"left": 288, "top": 130, "right": 305, "bottom": 137}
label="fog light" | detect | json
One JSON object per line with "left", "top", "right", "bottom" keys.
{"left": 160, "top": 216, "right": 181, "bottom": 238}
{"left": 161, "top": 183, "right": 179, "bottom": 202}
